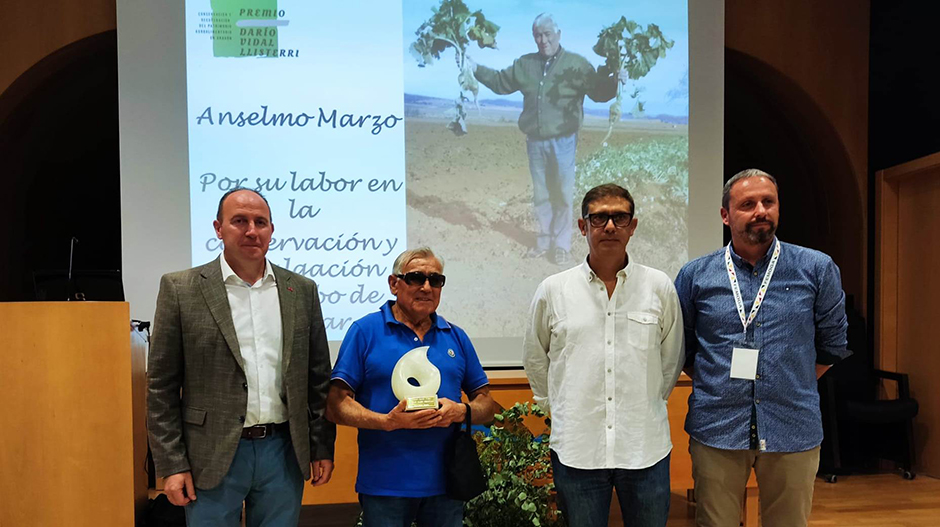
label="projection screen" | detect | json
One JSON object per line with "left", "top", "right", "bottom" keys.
{"left": 118, "top": 0, "right": 723, "bottom": 366}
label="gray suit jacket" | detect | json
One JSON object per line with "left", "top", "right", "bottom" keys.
{"left": 147, "top": 257, "right": 336, "bottom": 490}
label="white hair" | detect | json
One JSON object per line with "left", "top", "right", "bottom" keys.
{"left": 392, "top": 247, "right": 444, "bottom": 275}
{"left": 532, "top": 13, "right": 559, "bottom": 33}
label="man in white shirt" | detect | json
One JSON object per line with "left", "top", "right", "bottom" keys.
{"left": 523, "top": 183, "right": 684, "bottom": 527}
{"left": 148, "top": 188, "right": 335, "bottom": 526}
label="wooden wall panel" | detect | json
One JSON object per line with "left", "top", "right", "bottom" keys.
{"left": 303, "top": 425, "right": 360, "bottom": 505}
{"left": 726, "top": 0, "right": 870, "bottom": 310}
{"left": 0, "top": 1, "right": 116, "bottom": 95}
{"left": 301, "top": 372, "right": 750, "bottom": 505}
{"left": 876, "top": 152, "right": 940, "bottom": 477}
{"left": 895, "top": 169, "right": 940, "bottom": 477}
{"left": 875, "top": 169, "right": 899, "bottom": 374}
{"left": 0, "top": 302, "right": 145, "bottom": 526}
{"left": 725, "top": 0, "right": 869, "bottom": 202}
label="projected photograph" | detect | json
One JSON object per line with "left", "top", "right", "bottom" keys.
{"left": 402, "top": 0, "right": 689, "bottom": 336}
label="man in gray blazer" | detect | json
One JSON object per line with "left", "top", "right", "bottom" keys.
{"left": 147, "top": 188, "right": 335, "bottom": 525}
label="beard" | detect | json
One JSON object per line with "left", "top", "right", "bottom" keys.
{"left": 744, "top": 220, "right": 776, "bottom": 244}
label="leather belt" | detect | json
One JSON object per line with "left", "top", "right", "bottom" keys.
{"left": 241, "top": 422, "right": 289, "bottom": 440}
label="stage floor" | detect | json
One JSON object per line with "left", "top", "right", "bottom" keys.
{"left": 298, "top": 472, "right": 940, "bottom": 527}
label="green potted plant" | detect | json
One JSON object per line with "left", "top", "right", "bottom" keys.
{"left": 464, "top": 402, "right": 565, "bottom": 527}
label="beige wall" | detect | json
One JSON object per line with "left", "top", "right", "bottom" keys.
{"left": 0, "top": 1, "right": 116, "bottom": 95}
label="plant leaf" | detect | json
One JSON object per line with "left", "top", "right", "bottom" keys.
{"left": 410, "top": 0, "right": 500, "bottom": 135}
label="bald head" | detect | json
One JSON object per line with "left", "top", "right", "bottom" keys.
{"left": 216, "top": 188, "right": 272, "bottom": 223}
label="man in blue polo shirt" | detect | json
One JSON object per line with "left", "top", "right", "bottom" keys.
{"left": 326, "top": 247, "right": 496, "bottom": 527}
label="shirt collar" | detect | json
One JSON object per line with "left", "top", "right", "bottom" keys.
{"left": 727, "top": 236, "right": 779, "bottom": 269}
{"left": 579, "top": 253, "right": 632, "bottom": 283}
{"left": 380, "top": 300, "right": 451, "bottom": 330}
{"left": 219, "top": 255, "right": 275, "bottom": 286}
{"left": 543, "top": 46, "right": 564, "bottom": 63}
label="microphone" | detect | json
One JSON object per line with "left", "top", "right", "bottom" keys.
{"left": 67, "top": 237, "right": 83, "bottom": 301}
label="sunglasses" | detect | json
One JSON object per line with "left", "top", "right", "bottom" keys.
{"left": 585, "top": 212, "right": 633, "bottom": 228}
{"left": 396, "top": 272, "right": 446, "bottom": 288}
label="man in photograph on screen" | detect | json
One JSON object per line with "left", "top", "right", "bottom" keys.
{"left": 523, "top": 183, "right": 684, "bottom": 527}
{"left": 326, "top": 247, "right": 497, "bottom": 527}
{"left": 147, "top": 188, "right": 336, "bottom": 525}
{"left": 675, "top": 169, "right": 850, "bottom": 527}
{"left": 469, "top": 13, "right": 622, "bottom": 266}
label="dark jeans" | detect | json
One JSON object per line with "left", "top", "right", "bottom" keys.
{"left": 359, "top": 493, "right": 463, "bottom": 527}
{"left": 551, "top": 450, "right": 671, "bottom": 527}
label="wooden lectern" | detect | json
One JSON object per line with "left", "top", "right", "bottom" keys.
{"left": 0, "top": 302, "right": 149, "bottom": 526}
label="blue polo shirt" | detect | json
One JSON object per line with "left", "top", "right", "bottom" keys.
{"left": 331, "top": 301, "right": 489, "bottom": 497}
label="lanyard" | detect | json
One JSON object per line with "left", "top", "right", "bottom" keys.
{"left": 725, "top": 239, "right": 780, "bottom": 336}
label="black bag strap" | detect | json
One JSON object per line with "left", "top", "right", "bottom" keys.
{"left": 463, "top": 403, "right": 472, "bottom": 434}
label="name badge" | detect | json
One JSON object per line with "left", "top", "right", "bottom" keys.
{"left": 730, "top": 347, "right": 759, "bottom": 380}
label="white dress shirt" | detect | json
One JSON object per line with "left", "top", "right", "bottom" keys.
{"left": 220, "top": 256, "right": 286, "bottom": 426}
{"left": 523, "top": 257, "right": 684, "bottom": 470}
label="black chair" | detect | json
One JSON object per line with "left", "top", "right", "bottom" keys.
{"left": 818, "top": 296, "right": 919, "bottom": 482}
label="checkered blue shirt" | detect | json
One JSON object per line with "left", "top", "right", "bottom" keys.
{"left": 675, "top": 239, "right": 850, "bottom": 452}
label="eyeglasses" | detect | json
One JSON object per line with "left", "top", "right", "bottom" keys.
{"left": 585, "top": 212, "right": 633, "bottom": 228}
{"left": 396, "top": 272, "right": 446, "bottom": 288}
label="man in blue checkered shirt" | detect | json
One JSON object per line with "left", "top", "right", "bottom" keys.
{"left": 675, "top": 169, "right": 850, "bottom": 527}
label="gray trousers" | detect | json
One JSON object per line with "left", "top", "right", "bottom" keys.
{"left": 526, "top": 133, "right": 578, "bottom": 252}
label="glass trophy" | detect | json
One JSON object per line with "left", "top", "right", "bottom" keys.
{"left": 391, "top": 345, "right": 441, "bottom": 411}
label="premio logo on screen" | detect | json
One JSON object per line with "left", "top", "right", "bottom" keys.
{"left": 194, "top": 0, "right": 300, "bottom": 58}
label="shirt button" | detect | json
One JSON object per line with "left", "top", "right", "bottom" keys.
{"left": 607, "top": 312, "right": 611, "bottom": 316}
{"left": 751, "top": 425, "right": 756, "bottom": 429}
{"left": 242, "top": 382, "right": 248, "bottom": 390}
{"left": 238, "top": 415, "right": 245, "bottom": 423}
{"left": 756, "top": 322, "right": 762, "bottom": 327}
{"left": 755, "top": 399, "right": 761, "bottom": 404}
{"left": 540, "top": 81, "right": 544, "bottom": 85}
{"left": 755, "top": 374, "right": 761, "bottom": 379}
{"left": 753, "top": 271, "right": 758, "bottom": 276}
{"left": 607, "top": 368, "right": 612, "bottom": 373}
{"left": 607, "top": 340, "right": 611, "bottom": 345}
{"left": 608, "top": 425, "right": 612, "bottom": 429}
{"left": 414, "top": 337, "right": 418, "bottom": 341}
{"left": 608, "top": 397, "right": 612, "bottom": 401}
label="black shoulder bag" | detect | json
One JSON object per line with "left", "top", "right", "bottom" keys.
{"left": 445, "top": 403, "right": 487, "bottom": 501}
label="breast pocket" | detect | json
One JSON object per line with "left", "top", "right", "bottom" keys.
{"left": 627, "top": 311, "right": 659, "bottom": 351}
